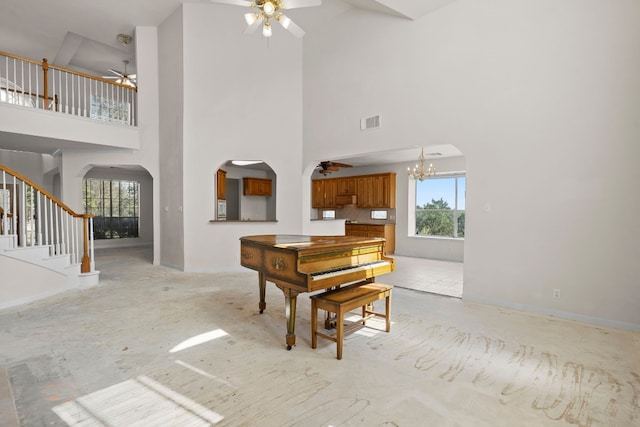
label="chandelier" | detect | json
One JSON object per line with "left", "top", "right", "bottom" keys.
{"left": 407, "top": 148, "right": 436, "bottom": 181}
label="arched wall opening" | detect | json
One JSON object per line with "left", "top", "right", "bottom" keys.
{"left": 305, "top": 144, "right": 465, "bottom": 297}
{"left": 214, "top": 160, "right": 277, "bottom": 222}
{"left": 82, "top": 165, "right": 154, "bottom": 251}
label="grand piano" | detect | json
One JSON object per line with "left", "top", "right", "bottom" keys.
{"left": 240, "top": 234, "right": 395, "bottom": 349}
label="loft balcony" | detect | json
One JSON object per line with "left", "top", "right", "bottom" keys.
{"left": 0, "top": 51, "right": 140, "bottom": 155}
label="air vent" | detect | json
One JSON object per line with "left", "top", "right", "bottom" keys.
{"left": 360, "top": 114, "right": 381, "bottom": 131}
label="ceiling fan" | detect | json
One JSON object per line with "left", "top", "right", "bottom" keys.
{"left": 210, "top": 0, "right": 321, "bottom": 38}
{"left": 317, "top": 161, "right": 352, "bottom": 175}
{"left": 103, "top": 60, "right": 137, "bottom": 88}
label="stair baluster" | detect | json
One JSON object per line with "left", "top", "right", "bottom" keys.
{"left": 0, "top": 163, "right": 95, "bottom": 274}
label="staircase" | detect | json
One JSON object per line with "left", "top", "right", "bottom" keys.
{"left": 1, "top": 164, "right": 99, "bottom": 310}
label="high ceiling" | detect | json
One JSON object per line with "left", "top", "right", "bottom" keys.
{"left": 0, "top": 0, "right": 460, "bottom": 165}
{"left": 0, "top": 0, "right": 456, "bottom": 79}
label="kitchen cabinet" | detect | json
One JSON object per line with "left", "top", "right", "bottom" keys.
{"left": 356, "top": 173, "right": 395, "bottom": 209}
{"left": 312, "top": 179, "right": 337, "bottom": 208}
{"left": 336, "top": 177, "right": 357, "bottom": 196}
{"left": 313, "top": 172, "right": 395, "bottom": 209}
{"left": 243, "top": 177, "right": 272, "bottom": 196}
{"left": 356, "top": 176, "right": 374, "bottom": 208}
{"left": 216, "top": 169, "right": 227, "bottom": 200}
{"left": 372, "top": 173, "right": 395, "bottom": 208}
{"left": 345, "top": 223, "right": 395, "bottom": 254}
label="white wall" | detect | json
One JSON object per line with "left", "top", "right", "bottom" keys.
{"left": 0, "top": 255, "right": 70, "bottom": 310}
{"left": 0, "top": 150, "right": 57, "bottom": 191}
{"left": 57, "top": 26, "right": 161, "bottom": 262}
{"left": 179, "top": 4, "right": 304, "bottom": 272}
{"left": 303, "top": 0, "right": 640, "bottom": 329}
{"left": 158, "top": 10, "right": 185, "bottom": 270}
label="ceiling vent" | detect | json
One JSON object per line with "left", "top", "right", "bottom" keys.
{"left": 360, "top": 114, "right": 380, "bottom": 131}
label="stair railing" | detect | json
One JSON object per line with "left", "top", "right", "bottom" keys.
{"left": 0, "top": 50, "right": 137, "bottom": 126}
{"left": 0, "top": 164, "right": 95, "bottom": 274}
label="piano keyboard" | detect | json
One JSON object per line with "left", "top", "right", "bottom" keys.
{"left": 310, "top": 261, "right": 391, "bottom": 280}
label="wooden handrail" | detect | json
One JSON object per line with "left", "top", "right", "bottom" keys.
{"left": 1, "top": 49, "right": 137, "bottom": 92}
{"left": 47, "top": 60, "right": 138, "bottom": 92}
{"left": 0, "top": 50, "right": 42, "bottom": 66}
{"left": 1, "top": 85, "right": 54, "bottom": 102}
{"left": 1, "top": 163, "right": 94, "bottom": 273}
{"left": 0, "top": 163, "right": 88, "bottom": 219}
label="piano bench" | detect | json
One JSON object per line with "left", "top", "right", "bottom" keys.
{"left": 310, "top": 282, "right": 392, "bottom": 360}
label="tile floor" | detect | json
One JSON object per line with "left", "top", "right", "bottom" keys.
{"left": 384, "top": 255, "right": 463, "bottom": 298}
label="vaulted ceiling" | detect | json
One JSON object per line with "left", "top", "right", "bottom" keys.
{"left": 0, "top": 0, "right": 459, "bottom": 164}
{"left": 0, "top": 0, "right": 456, "bottom": 78}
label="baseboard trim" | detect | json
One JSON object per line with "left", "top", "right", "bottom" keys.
{"left": 463, "top": 295, "right": 640, "bottom": 332}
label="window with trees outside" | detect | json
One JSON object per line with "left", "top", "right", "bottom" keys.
{"left": 83, "top": 179, "right": 140, "bottom": 239}
{"left": 415, "top": 175, "right": 465, "bottom": 238}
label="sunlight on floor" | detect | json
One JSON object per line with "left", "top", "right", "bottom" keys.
{"left": 169, "top": 329, "right": 228, "bottom": 353}
{"left": 52, "top": 376, "right": 224, "bottom": 426}
{"left": 344, "top": 314, "right": 391, "bottom": 338}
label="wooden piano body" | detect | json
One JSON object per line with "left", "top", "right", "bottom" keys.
{"left": 240, "top": 234, "right": 395, "bottom": 349}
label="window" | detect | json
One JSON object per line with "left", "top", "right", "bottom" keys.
{"left": 90, "top": 95, "right": 130, "bottom": 124}
{"left": 415, "top": 175, "right": 465, "bottom": 238}
{"left": 83, "top": 179, "right": 140, "bottom": 239}
{"left": 370, "top": 210, "right": 388, "bottom": 220}
{"left": 322, "top": 210, "right": 336, "bottom": 219}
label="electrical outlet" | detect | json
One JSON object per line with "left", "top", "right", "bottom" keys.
{"left": 553, "top": 289, "right": 561, "bottom": 299}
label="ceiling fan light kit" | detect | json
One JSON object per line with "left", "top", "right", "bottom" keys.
{"left": 263, "top": 21, "right": 273, "bottom": 37}
{"left": 117, "top": 33, "right": 133, "bottom": 46}
{"left": 103, "top": 59, "right": 137, "bottom": 88}
{"left": 211, "top": 0, "right": 320, "bottom": 39}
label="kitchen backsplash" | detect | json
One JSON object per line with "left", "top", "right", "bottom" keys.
{"left": 335, "top": 205, "right": 396, "bottom": 224}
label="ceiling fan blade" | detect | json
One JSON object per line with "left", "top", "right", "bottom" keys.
{"left": 128, "top": 74, "right": 137, "bottom": 79}
{"left": 277, "top": 14, "right": 305, "bottom": 37}
{"left": 210, "top": 0, "right": 254, "bottom": 7}
{"left": 243, "top": 15, "right": 264, "bottom": 34}
{"left": 331, "top": 162, "right": 352, "bottom": 168}
{"left": 108, "top": 69, "right": 125, "bottom": 78}
{"left": 280, "top": 0, "right": 321, "bottom": 9}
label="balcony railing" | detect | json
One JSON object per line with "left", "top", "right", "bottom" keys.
{"left": 0, "top": 50, "right": 137, "bottom": 126}
{"left": 0, "top": 163, "right": 95, "bottom": 274}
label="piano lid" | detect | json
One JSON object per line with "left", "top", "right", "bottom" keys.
{"left": 240, "top": 234, "right": 385, "bottom": 250}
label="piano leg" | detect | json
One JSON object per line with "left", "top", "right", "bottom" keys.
{"left": 324, "top": 311, "right": 337, "bottom": 330}
{"left": 276, "top": 285, "right": 299, "bottom": 350}
{"left": 258, "top": 272, "right": 267, "bottom": 314}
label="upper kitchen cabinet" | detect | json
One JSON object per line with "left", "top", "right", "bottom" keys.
{"left": 312, "top": 172, "right": 396, "bottom": 209}
{"left": 312, "top": 178, "right": 337, "bottom": 208}
{"left": 357, "top": 173, "right": 396, "bottom": 209}
{"left": 243, "top": 177, "right": 272, "bottom": 196}
{"left": 336, "top": 177, "right": 357, "bottom": 196}
{"left": 216, "top": 169, "right": 227, "bottom": 200}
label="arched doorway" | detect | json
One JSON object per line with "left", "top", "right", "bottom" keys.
{"left": 82, "top": 165, "right": 153, "bottom": 261}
